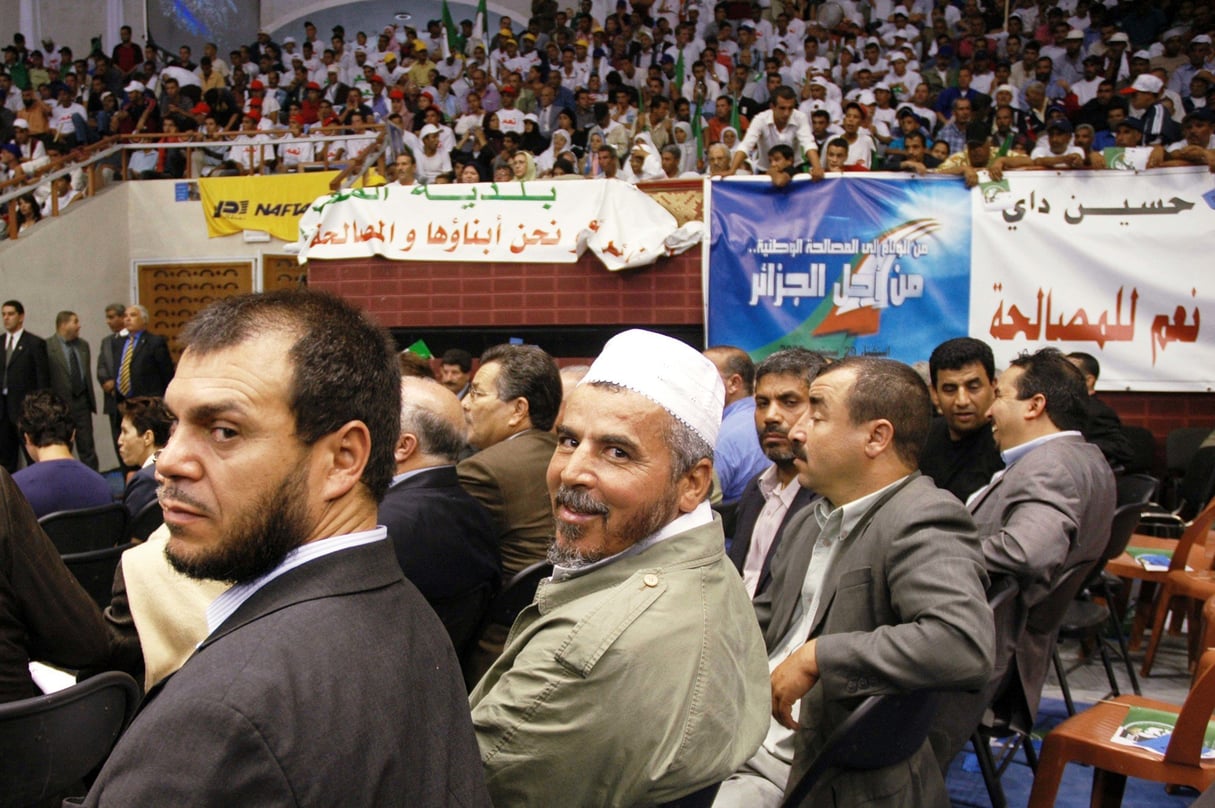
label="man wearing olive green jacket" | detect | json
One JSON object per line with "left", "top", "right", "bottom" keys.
{"left": 470, "top": 330, "right": 770, "bottom": 807}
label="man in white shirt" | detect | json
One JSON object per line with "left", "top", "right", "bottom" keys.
{"left": 50, "top": 84, "right": 87, "bottom": 145}
{"left": 415, "top": 123, "right": 451, "bottom": 182}
{"left": 733, "top": 85, "right": 824, "bottom": 177}
{"left": 1030, "top": 118, "right": 1086, "bottom": 168}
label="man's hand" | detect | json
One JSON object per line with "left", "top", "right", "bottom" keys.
{"left": 771, "top": 639, "right": 818, "bottom": 730}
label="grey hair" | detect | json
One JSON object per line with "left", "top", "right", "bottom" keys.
{"left": 400, "top": 401, "right": 467, "bottom": 463}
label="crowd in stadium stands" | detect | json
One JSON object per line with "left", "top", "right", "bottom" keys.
{"left": 0, "top": 0, "right": 1212, "bottom": 201}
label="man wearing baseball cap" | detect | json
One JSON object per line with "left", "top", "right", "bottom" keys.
{"left": 1030, "top": 118, "right": 1086, "bottom": 168}
{"left": 470, "top": 329, "right": 769, "bottom": 807}
{"left": 1122, "top": 73, "right": 1182, "bottom": 145}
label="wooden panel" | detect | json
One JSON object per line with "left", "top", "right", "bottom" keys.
{"left": 262, "top": 255, "right": 308, "bottom": 292}
{"left": 137, "top": 261, "right": 254, "bottom": 363}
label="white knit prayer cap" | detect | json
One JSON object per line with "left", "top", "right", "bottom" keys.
{"left": 580, "top": 329, "right": 724, "bottom": 448}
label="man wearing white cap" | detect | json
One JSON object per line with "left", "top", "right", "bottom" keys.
{"left": 470, "top": 329, "right": 770, "bottom": 807}
{"left": 416, "top": 122, "right": 452, "bottom": 182}
{"left": 716, "top": 356, "right": 993, "bottom": 807}
{"left": 1123, "top": 73, "right": 1182, "bottom": 145}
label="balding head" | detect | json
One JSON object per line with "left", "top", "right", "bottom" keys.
{"left": 396, "top": 376, "right": 469, "bottom": 472}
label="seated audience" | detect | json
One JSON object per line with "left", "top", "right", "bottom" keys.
{"left": 12, "top": 390, "right": 112, "bottom": 517}
{"left": 116, "top": 396, "right": 173, "bottom": 519}
{"left": 0, "top": 466, "right": 107, "bottom": 703}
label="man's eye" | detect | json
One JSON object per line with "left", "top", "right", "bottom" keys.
{"left": 211, "top": 427, "right": 238, "bottom": 441}
{"left": 607, "top": 447, "right": 630, "bottom": 460}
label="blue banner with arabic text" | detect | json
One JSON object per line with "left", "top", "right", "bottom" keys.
{"left": 707, "top": 177, "right": 972, "bottom": 363}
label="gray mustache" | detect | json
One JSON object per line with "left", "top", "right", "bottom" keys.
{"left": 555, "top": 485, "right": 609, "bottom": 516}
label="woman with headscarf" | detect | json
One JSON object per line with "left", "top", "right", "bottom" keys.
{"left": 583, "top": 127, "right": 606, "bottom": 177}
{"left": 535, "top": 128, "right": 571, "bottom": 175}
{"left": 520, "top": 114, "right": 549, "bottom": 154}
{"left": 510, "top": 150, "right": 537, "bottom": 182}
{"left": 672, "top": 121, "right": 699, "bottom": 174}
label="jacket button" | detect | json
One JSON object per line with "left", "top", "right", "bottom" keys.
{"left": 643, "top": 574, "right": 659, "bottom": 587}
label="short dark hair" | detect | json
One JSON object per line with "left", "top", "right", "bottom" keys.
{"left": 440, "top": 347, "right": 472, "bottom": 372}
{"left": 904, "top": 130, "right": 926, "bottom": 146}
{"left": 826, "top": 136, "right": 849, "bottom": 151}
{"left": 180, "top": 290, "right": 400, "bottom": 500}
{"left": 2, "top": 299, "right": 24, "bottom": 315}
{"left": 1066, "top": 351, "right": 1099, "bottom": 381}
{"left": 820, "top": 357, "right": 932, "bottom": 467}
{"left": 55, "top": 310, "right": 76, "bottom": 328}
{"left": 770, "top": 84, "right": 797, "bottom": 104}
{"left": 754, "top": 347, "right": 829, "bottom": 386}
{"left": 19, "top": 390, "right": 74, "bottom": 447}
{"left": 119, "top": 396, "right": 174, "bottom": 446}
{"left": 929, "top": 337, "right": 995, "bottom": 387}
{"left": 767, "top": 143, "right": 794, "bottom": 160}
{"left": 706, "top": 345, "right": 756, "bottom": 394}
{"left": 479, "top": 343, "right": 562, "bottom": 431}
{"left": 1006, "top": 348, "right": 1089, "bottom": 433}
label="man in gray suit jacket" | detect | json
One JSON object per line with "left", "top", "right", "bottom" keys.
{"left": 46, "top": 311, "right": 98, "bottom": 469}
{"left": 81, "top": 290, "right": 489, "bottom": 807}
{"left": 718, "top": 357, "right": 994, "bottom": 808}
{"left": 969, "top": 347, "right": 1116, "bottom": 735}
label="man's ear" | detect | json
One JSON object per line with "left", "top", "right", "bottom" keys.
{"left": 317, "top": 420, "right": 372, "bottom": 501}
{"left": 394, "top": 432, "right": 418, "bottom": 466}
{"left": 863, "top": 419, "right": 894, "bottom": 459}
{"left": 676, "top": 458, "right": 714, "bottom": 512}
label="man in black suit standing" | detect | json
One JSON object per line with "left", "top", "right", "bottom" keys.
{"left": 1, "top": 300, "right": 50, "bottom": 472}
{"left": 728, "top": 348, "right": 827, "bottom": 598}
{"left": 380, "top": 375, "right": 499, "bottom": 658}
{"left": 112, "top": 304, "right": 174, "bottom": 407}
{"left": 46, "top": 310, "right": 98, "bottom": 469}
{"left": 96, "top": 302, "right": 127, "bottom": 464}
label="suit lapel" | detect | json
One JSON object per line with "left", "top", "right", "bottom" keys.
{"left": 767, "top": 506, "right": 822, "bottom": 642}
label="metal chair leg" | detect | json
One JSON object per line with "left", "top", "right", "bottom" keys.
{"left": 1053, "top": 647, "right": 1076, "bottom": 716}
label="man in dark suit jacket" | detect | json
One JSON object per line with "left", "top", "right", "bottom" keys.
{"left": 111, "top": 305, "right": 174, "bottom": 407}
{"left": 380, "top": 376, "right": 499, "bottom": 656}
{"left": 81, "top": 290, "right": 489, "bottom": 806}
{"left": 1067, "top": 351, "right": 1134, "bottom": 470}
{"left": 0, "top": 300, "right": 50, "bottom": 472}
{"left": 728, "top": 348, "right": 826, "bottom": 598}
{"left": 95, "top": 302, "right": 127, "bottom": 464}
{"left": 720, "top": 358, "right": 993, "bottom": 807}
{"left": 970, "top": 349, "right": 1115, "bottom": 736}
{"left": 46, "top": 310, "right": 98, "bottom": 469}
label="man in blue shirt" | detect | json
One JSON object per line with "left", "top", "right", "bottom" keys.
{"left": 704, "top": 345, "right": 771, "bottom": 505}
{"left": 12, "top": 390, "right": 111, "bottom": 517}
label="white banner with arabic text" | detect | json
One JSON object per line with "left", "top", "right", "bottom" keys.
{"left": 970, "top": 167, "right": 1213, "bottom": 392}
{"left": 295, "top": 178, "right": 701, "bottom": 271}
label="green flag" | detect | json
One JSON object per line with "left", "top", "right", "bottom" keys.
{"left": 475, "top": 0, "right": 489, "bottom": 41}
{"left": 405, "top": 339, "right": 432, "bottom": 359}
{"left": 441, "top": 0, "right": 459, "bottom": 56}
{"left": 693, "top": 102, "right": 704, "bottom": 164}
{"left": 674, "top": 49, "right": 685, "bottom": 95}
{"left": 729, "top": 95, "right": 740, "bottom": 134}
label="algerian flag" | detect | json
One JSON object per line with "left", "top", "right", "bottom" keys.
{"left": 475, "top": 0, "right": 489, "bottom": 41}
{"left": 730, "top": 95, "right": 740, "bottom": 133}
{"left": 441, "top": 0, "right": 459, "bottom": 57}
{"left": 674, "top": 49, "right": 685, "bottom": 95}
{"left": 693, "top": 101, "right": 704, "bottom": 164}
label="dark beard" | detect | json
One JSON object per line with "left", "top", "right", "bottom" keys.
{"left": 164, "top": 469, "right": 311, "bottom": 585}
{"left": 547, "top": 483, "right": 679, "bottom": 569}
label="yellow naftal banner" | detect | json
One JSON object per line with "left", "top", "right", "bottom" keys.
{"left": 199, "top": 172, "right": 340, "bottom": 242}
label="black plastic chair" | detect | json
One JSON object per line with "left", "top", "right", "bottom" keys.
{"left": 781, "top": 690, "right": 941, "bottom": 807}
{"left": 1139, "top": 446, "right": 1215, "bottom": 537}
{"left": 127, "top": 499, "right": 164, "bottom": 542}
{"left": 0, "top": 671, "right": 140, "bottom": 807}
{"left": 657, "top": 781, "right": 721, "bottom": 808}
{"left": 1115, "top": 472, "right": 1158, "bottom": 508}
{"left": 62, "top": 542, "right": 136, "bottom": 609}
{"left": 37, "top": 502, "right": 128, "bottom": 555}
{"left": 479, "top": 560, "right": 553, "bottom": 631}
{"left": 1119, "top": 426, "right": 1156, "bottom": 475}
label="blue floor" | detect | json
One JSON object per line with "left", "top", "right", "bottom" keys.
{"left": 946, "top": 698, "right": 1201, "bottom": 807}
